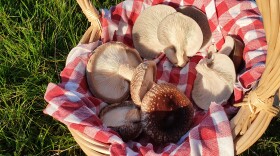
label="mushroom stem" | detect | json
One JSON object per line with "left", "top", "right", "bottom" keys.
{"left": 118, "top": 64, "right": 136, "bottom": 81}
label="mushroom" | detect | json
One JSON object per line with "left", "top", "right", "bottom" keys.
{"left": 132, "top": 5, "right": 176, "bottom": 59}
{"left": 219, "top": 36, "right": 244, "bottom": 72}
{"left": 141, "top": 83, "right": 194, "bottom": 144}
{"left": 177, "top": 6, "right": 212, "bottom": 52}
{"left": 192, "top": 53, "right": 236, "bottom": 110}
{"left": 119, "top": 61, "right": 195, "bottom": 144}
{"left": 157, "top": 12, "right": 203, "bottom": 67}
{"left": 117, "top": 60, "right": 157, "bottom": 106}
{"left": 86, "top": 42, "right": 142, "bottom": 104}
{"left": 99, "top": 101, "right": 142, "bottom": 141}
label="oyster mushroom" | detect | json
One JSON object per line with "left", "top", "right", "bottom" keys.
{"left": 177, "top": 6, "right": 212, "bottom": 51}
{"left": 192, "top": 53, "right": 236, "bottom": 110}
{"left": 157, "top": 12, "right": 203, "bottom": 67}
{"left": 86, "top": 42, "right": 142, "bottom": 104}
{"left": 141, "top": 83, "right": 194, "bottom": 144}
{"left": 219, "top": 36, "right": 244, "bottom": 71}
{"left": 99, "top": 101, "right": 142, "bottom": 141}
{"left": 132, "top": 5, "right": 176, "bottom": 59}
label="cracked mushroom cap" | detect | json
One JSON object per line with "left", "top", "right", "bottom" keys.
{"left": 86, "top": 42, "right": 142, "bottom": 104}
{"left": 130, "top": 61, "right": 157, "bottom": 106}
{"left": 177, "top": 6, "right": 212, "bottom": 51}
{"left": 132, "top": 4, "right": 176, "bottom": 59}
{"left": 141, "top": 83, "right": 194, "bottom": 144}
{"left": 99, "top": 101, "right": 142, "bottom": 142}
{"left": 158, "top": 12, "right": 203, "bottom": 67}
{"left": 192, "top": 53, "right": 236, "bottom": 110}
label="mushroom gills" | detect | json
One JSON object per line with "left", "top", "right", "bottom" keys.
{"left": 177, "top": 6, "right": 212, "bottom": 52}
{"left": 192, "top": 53, "right": 236, "bottom": 110}
{"left": 99, "top": 102, "right": 142, "bottom": 141}
{"left": 130, "top": 61, "right": 157, "bottom": 106}
{"left": 132, "top": 5, "right": 176, "bottom": 59}
{"left": 158, "top": 12, "right": 203, "bottom": 67}
{"left": 86, "top": 42, "right": 142, "bottom": 103}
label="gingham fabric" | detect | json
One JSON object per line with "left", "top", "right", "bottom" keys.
{"left": 44, "top": 0, "right": 267, "bottom": 155}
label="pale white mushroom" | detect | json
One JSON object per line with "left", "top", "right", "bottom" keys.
{"left": 177, "top": 6, "right": 212, "bottom": 52}
{"left": 192, "top": 53, "right": 236, "bottom": 110}
{"left": 157, "top": 12, "right": 203, "bottom": 67}
{"left": 132, "top": 5, "right": 176, "bottom": 59}
{"left": 86, "top": 42, "right": 142, "bottom": 104}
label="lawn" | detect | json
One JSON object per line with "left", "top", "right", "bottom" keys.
{"left": 0, "top": 0, "right": 279, "bottom": 155}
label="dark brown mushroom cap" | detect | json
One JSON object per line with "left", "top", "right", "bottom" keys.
{"left": 141, "top": 83, "right": 192, "bottom": 112}
{"left": 130, "top": 61, "right": 157, "bottom": 106}
{"left": 86, "top": 42, "right": 142, "bottom": 104}
{"left": 99, "top": 101, "right": 142, "bottom": 142}
{"left": 141, "top": 83, "right": 194, "bottom": 144}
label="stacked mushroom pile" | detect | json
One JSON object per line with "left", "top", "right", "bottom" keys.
{"left": 132, "top": 5, "right": 244, "bottom": 110}
{"left": 86, "top": 4, "right": 245, "bottom": 144}
{"left": 87, "top": 42, "right": 194, "bottom": 144}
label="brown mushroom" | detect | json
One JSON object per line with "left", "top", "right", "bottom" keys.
{"left": 192, "top": 53, "right": 236, "bottom": 110}
{"left": 99, "top": 101, "right": 142, "bottom": 141}
{"left": 120, "top": 61, "right": 194, "bottom": 144}
{"left": 177, "top": 6, "right": 212, "bottom": 52}
{"left": 141, "top": 83, "right": 194, "bottom": 144}
{"left": 157, "top": 12, "right": 203, "bottom": 67}
{"left": 132, "top": 5, "right": 176, "bottom": 59}
{"left": 219, "top": 36, "right": 244, "bottom": 72}
{"left": 86, "top": 42, "right": 142, "bottom": 104}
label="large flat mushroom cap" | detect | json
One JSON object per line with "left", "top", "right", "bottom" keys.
{"left": 177, "top": 6, "right": 212, "bottom": 51}
{"left": 157, "top": 12, "right": 203, "bottom": 67}
{"left": 132, "top": 4, "right": 176, "bottom": 59}
{"left": 99, "top": 101, "right": 142, "bottom": 141}
{"left": 192, "top": 53, "right": 236, "bottom": 110}
{"left": 86, "top": 42, "right": 142, "bottom": 104}
{"left": 130, "top": 61, "right": 157, "bottom": 106}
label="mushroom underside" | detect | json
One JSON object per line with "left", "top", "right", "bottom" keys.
{"left": 192, "top": 53, "right": 236, "bottom": 110}
{"left": 99, "top": 102, "right": 142, "bottom": 141}
{"left": 86, "top": 42, "right": 142, "bottom": 103}
{"left": 132, "top": 5, "right": 177, "bottom": 59}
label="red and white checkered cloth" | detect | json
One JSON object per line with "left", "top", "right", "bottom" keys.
{"left": 44, "top": 0, "right": 267, "bottom": 155}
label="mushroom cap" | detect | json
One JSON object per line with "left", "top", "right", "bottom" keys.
{"left": 99, "top": 101, "right": 142, "bottom": 142}
{"left": 192, "top": 53, "right": 236, "bottom": 110}
{"left": 132, "top": 4, "right": 176, "bottom": 59}
{"left": 177, "top": 6, "right": 212, "bottom": 51}
{"left": 219, "top": 36, "right": 244, "bottom": 72}
{"left": 158, "top": 12, "right": 203, "bottom": 67}
{"left": 86, "top": 42, "right": 142, "bottom": 104}
{"left": 141, "top": 83, "right": 194, "bottom": 144}
{"left": 130, "top": 61, "right": 157, "bottom": 106}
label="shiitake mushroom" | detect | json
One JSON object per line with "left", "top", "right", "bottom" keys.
{"left": 99, "top": 101, "right": 142, "bottom": 142}
{"left": 141, "top": 83, "right": 194, "bottom": 144}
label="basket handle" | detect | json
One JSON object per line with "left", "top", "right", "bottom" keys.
{"left": 231, "top": 0, "right": 280, "bottom": 154}
{"left": 77, "top": 0, "right": 102, "bottom": 44}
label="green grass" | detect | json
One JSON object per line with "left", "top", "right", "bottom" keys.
{"left": 0, "top": 0, "right": 279, "bottom": 155}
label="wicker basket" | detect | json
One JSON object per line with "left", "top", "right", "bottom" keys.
{"left": 68, "top": 0, "right": 280, "bottom": 155}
